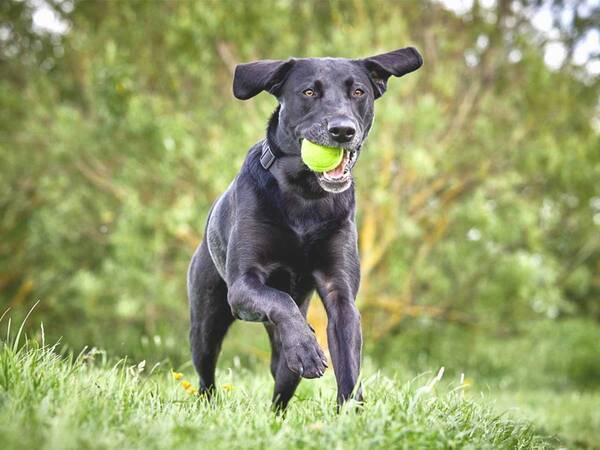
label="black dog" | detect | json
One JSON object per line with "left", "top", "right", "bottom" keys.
{"left": 187, "top": 47, "right": 422, "bottom": 410}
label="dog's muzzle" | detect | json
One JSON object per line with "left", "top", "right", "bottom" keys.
{"left": 299, "top": 121, "right": 362, "bottom": 193}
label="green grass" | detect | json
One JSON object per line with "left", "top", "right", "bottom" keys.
{"left": 490, "top": 390, "right": 600, "bottom": 449}
{"left": 0, "top": 338, "right": 559, "bottom": 450}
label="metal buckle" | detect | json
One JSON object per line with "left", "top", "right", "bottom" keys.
{"left": 260, "top": 141, "right": 276, "bottom": 170}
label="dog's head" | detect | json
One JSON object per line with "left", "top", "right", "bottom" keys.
{"left": 233, "top": 48, "right": 423, "bottom": 193}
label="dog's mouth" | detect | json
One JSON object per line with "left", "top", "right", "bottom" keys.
{"left": 315, "top": 149, "right": 358, "bottom": 193}
{"left": 319, "top": 149, "right": 355, "bottom": 181}
{"left": 297, "top": 131, "right": 360, "bottom": 193}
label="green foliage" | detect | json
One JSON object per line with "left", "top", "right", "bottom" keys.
{"left": 2, "top": 2, "right": 599, "bottom": 447}
{"left": 1, "top": 0, "right": 599, "bottom": 392}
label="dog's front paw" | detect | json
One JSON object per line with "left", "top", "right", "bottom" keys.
{"left": 280, "top": 324, "right": 328, "bottom": 379}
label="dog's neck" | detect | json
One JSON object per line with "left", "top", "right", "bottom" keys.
{"left": 267, "top": 105, "right": 297, "bottom": 157}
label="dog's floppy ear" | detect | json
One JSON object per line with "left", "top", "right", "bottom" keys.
{"left": 360, "top": 47, "right": 423, "bottom": 99}
{"left": 233, "top": 59, "right": 295, "bottom": 100}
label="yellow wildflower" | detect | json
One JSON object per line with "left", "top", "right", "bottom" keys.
{"left": 222, "top": 383, "right": 235, "bottom": 392}
{"left": 171, "top": 371, "right": 183, "bottom": 381}
{"left": 181, "top": 380, "right": 192, "bottom": 390}
{"left": 186, "top": 387, "right": 199, "bottom": 396}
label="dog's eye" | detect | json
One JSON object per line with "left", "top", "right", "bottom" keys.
{"left": 352, "top": 88, "right": 365, "bottom": 97}
{"left": 303, "top": 89, "right": 315, "bottom": 97}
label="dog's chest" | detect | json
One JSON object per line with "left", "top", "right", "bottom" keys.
{"left": 270, "top": 196, "right": 349, "bottom": 272}
{"left": 263, "top": 226, "right": 326, "bottom": 297}
{"left": 271, "top": 220, "right": 335, "bottom": 272}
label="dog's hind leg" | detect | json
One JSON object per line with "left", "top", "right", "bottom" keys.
{"left": 264, "top": 295, "right": 311, "bottom": 411}
{"left": 188, "top": 239, "right": 234, "bottom": 396}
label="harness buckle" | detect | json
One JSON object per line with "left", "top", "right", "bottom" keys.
{"left": 260, "top": 141, "right": 276, "bottom": 170}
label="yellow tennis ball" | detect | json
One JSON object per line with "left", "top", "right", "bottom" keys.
{"left": 301, "top": 140, "right": 344, "bottom": 172}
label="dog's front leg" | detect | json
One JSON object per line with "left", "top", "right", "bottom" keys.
{"left": 228, "top": 271, "right": 327, "bottom": 379}
{"left": 315, "top": 272, "right": 363, "bottom": 405}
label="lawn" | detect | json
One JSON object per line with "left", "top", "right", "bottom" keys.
{"left": 0, "top": 338, "right": 563, "bottom": 450}
{"left": 490, "top": 389, "right": 600, "bottom": 449}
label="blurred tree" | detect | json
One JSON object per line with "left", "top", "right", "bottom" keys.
{"left": 0, "top": 0, "right": 598, "bottom": 370}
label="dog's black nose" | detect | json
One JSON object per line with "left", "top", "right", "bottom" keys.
{"left": 328, "top": 119, "right": 356, "bottom": 143}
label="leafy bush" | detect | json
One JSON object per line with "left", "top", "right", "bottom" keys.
{"left": 1, "top": 1, "right": 599, "bottom": 380}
